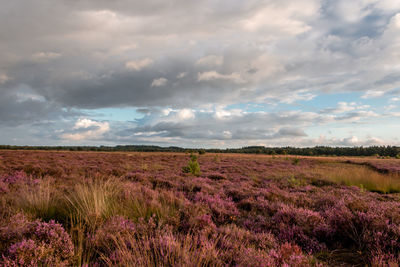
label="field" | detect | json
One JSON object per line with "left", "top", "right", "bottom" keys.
{"left": 1, "top": 150, "right": 400, "bottom": 266}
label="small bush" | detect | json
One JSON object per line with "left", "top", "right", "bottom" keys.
{"left": 182, "top": 154, "right": 201, "bottom": 176}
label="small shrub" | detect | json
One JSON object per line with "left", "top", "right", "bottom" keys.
{"left": 288, "top": 175, "right": 304, "bottom": 187}
{"left": 194, "top": 192, "right": 239, "bottom": 224}
{"left": 182, "top": 154, "right": 201, "bottom": 176}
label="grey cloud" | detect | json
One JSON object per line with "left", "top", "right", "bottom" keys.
{"left": 109, "top": 110, "right": 319, "bottom": 143}
{"left": 0, "top": 88, "right": 80, "bottom": 126}
{"left": 274, "top": 127, "right": 307, "bottom": 138}
{"left": 335, "top": 111, "right": 376, "bottom": 121}
{"left": 1, "top": 0, "right": 399, "bottom": 111}
{"left": 1, "top": 0, "right": 400, "bottom": 146}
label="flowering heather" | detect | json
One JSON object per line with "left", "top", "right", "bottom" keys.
{"left": 1, "top": 150, "right": 400, "bottom": 265}
{"left": 0, "top": 214, "right": 74, "bottom": 266}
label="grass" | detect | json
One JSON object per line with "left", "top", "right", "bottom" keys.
{"left": 13, "top": 177, "right": 68, "bottom": 222}
{"left": 310, "top": 163, "right": 400, "bottom": 193}
{"left": 99, "top": 230, "right": 222, "bottom": 267}
{"left": 65, "top": 177, "right": 122, "bottom": 229}
{"left": 119, "top": 189, "right": 186, "bottom": 225}
{"left": 68, "top": 214, "right": 96, "bottom": 266}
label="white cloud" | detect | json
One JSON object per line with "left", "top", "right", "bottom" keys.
{"left": 32, "top": 52, "right": 61, "bottom": 61}
{"left": 306, "top": 135, "right": 385, "bottom": 147}
{"left": 322, "top": 102, "right": 370, "bottom": 114}
{"left": 197, "top": 71, "right": 245, "bottom": 84}
{"left": 15, "top": 92, "right": 45, "bottom": 102}
{"left": 339, "top": 135, "right": 385, "bottom": 146}
{"left": 335, "top": 102, "right": 357, "bottom": 113}
{"left": 362, "top": 90, "right": 385, "bottom": 99}
{"left": 279, "top": 90, "right": 316, "bottom": 104}
{"left": 162, "top": 108, "right": 173, "bottom": 116}
{"left": 214, "top": 106, "right": 243, "bottom": 119}
{"left": 151, "top": 77, "right": 167, "bottom": 87}
{"left": 177, "top": 108, "right": 195, "bottom": 120}
{"left": 60, "top": 118, "right": 110, "bottom": 141}
{"left": 239, "top": 1, "right": 318, "bottom": 35}
{"left": 177, "top": 72, "right": 187, "bottom": 79}
{"left": 125, "top": 58, "right": 153, "bottom": 71}
{"left": 196, "top": 55, "right": 223, "bottom": 66}
{"left": 0, "top": 74, "right": 10, "bottom": 84}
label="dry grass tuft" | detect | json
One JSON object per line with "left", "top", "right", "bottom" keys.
{"left": 65, "top": 177, "right": 122, "bottom": 229}
{"left": 13, "top": 177, "right": 67, "bottom": 221}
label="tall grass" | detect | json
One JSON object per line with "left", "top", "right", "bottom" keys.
{"left": 99, "top": 231, "right": 222, "bottom": 266}
{"left": 13, "top": 177, "right": 68, "bottom": 222}
{"left": 310, "top": 164, "right": 400, "bottom": 193}
{"left": 65, "top": 177, "right": 122, "bottom": 229}
{"left": 68, "top": 214, "right": 96, "bottom": 266}
{"left": 119, "top": 189, "right": 186, "bottom": 225}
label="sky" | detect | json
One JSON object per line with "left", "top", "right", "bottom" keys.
{"left": 1, "top": 0, "right": 400, "bottom": 148}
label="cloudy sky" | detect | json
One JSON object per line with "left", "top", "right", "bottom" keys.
{"left": 1, "top": 0, "right": 400, "bottom": 148}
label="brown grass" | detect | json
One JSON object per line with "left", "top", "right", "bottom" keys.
{"left": 309, "top": 163, "right": 400, "bottom": 193}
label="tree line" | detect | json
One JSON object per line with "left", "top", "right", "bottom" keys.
{"left": 1, "top": 145, "right": 400, "bottom": 157}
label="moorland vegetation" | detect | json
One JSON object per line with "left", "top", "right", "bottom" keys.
{"left": 1, "top": 150, "right": 400, "bottom": 266}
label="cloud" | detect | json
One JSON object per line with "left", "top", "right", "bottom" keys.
{"left": 321, "top": 102, "right": 370, "bottom": 114}
{"left": 125, "top": 58, "right": 154, "bottom": 71}
{"left": 32, "top": 52, "right": 62, "bottom": 62}
{"left": 338, "top": 136, "right": 385, "bottom": 146}
{"left": 177, "top": 72, "right": 187, "bottom": 78}
{"left": 151, "top": 77, "right": 167, "bottom": 87}
{"left": 0, "top": 74, "right": 10, "bottom": 84}
{"left": 335, "top": 110, "right": 377, "bottom": 122}
{"left": 197, "top": 71, "right": 245, "bottom": 84}
{"left": 60, "top": 118, "right": 110, "bottom": 141}
{"left": 389, "top": 97, "right": 400, "bottom": 102}
{"left": 279, "top": 90, "right": 316, "bottom": 104}
{"left": 177, "top": 109, "right": 195, "bottom": 120}
{"left": 196, "top": 55, "right": 223, "bottom": 66}
{"left": 110, "top": 108, "right": 321, "bottom": 143}
{"left": 0, "top": 86, "right": 79, "bottom": 127}
{"left": 361, "top": 90, "right": 385, "bottom": 99}
{"left": 1, "top": 0, "right": 400, "bottom": 146}
{"left": 239, "top": 1, "right": 318, "bottom": 35}
{"left": 274, "top": 127, "right": 307, "bottom": 138}
{"left": 2, "top": 0, "right": 399, "bottom": 110}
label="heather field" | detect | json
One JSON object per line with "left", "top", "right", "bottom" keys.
{"left": 1, "top": 151, "right": 400, "bottom": 266}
